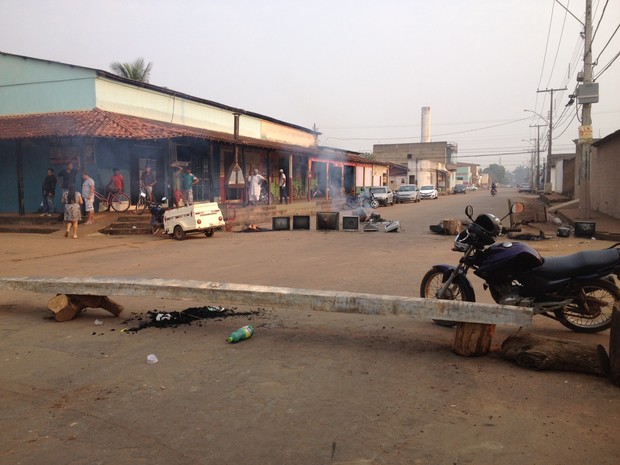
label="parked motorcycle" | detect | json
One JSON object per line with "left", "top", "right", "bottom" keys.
{"left": 149, "top": 197, "right": 168, "bottom": 235}
{"left": 420, "top": 202, "right": 620, "bottom": 333}
{"left": 259, "top": 180, "right": 274, "bottom": 204}
{"left": 345, "top": 189, "right": 379, "bottom": 210}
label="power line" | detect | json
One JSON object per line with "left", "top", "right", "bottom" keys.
{"left": 591, "top": 0, "right": 609, "bottom": 46}
{"left": 593, "top": 50, "right": 620, "bottom": 79}
{"left": 325, "top": 117, "right": 530, "bottom": 141}
{"left": 594, "top": 22, "right": 620, "bottom": 65}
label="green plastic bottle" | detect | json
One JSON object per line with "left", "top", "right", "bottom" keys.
{"left": 227, "top": 325, "right": 254, "bottom": 343}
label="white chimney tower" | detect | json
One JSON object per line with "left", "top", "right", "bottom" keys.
{"left": 421, "top": 106, "right": 431, "bottom": 143}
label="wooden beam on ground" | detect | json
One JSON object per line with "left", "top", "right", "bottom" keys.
{"left": 0, "top": 276, "right": 532, "bottom": 326}
{"left": 500, "top": 332, "right": 610, "bottom": 377}
{"left": 547, "top": 198, "right": 580, "bottom": 213}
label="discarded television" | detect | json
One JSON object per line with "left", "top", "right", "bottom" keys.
{"left": 293, "top": 215, "right": 310, "bottom": 230}
{"left": 574, "top": 221, "right": 595, "bottom": 237}
{"left": 316, "top": 212, "right": 339, "bottom": 231}
{"left": 272, "top": 216, "right": 291, "bottom": 231}
{"left": 342, "top": 215, "right": 359, "bottom": 231}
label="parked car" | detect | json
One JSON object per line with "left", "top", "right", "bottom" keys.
{"left": 419, "top": 185, "right": 438, "bottom": 199}
{"left": 368, "top": 186, "right": 394, "bottom": 206}
{"left": 394, "top": 184, "right": 421, "bottom": 203}
{"left": 465, "top": 185, "right": 478, "bottom": 191}
{"left": 453, "top": 184, "right": 467, "bottom": 194}
{"left": 518, "top": 183, "right": 532, "bottom": 193}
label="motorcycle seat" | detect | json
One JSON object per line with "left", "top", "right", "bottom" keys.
{"left": 532, "top": 248, "right": 620, "bottom": 280}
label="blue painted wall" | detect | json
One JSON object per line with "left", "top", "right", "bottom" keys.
{"left": 0, "top": 139, "right": 136, "bottom": 213}
{"left": 0, "top": 53, "right": 96, "bottom": 115}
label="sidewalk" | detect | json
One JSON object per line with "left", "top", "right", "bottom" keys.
{"left": 541, "top": 193, "right": 620, "bottom": 241}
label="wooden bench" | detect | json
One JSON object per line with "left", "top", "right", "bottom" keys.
{"left": 0, "top": 276, "right": 533, "bottom": 357}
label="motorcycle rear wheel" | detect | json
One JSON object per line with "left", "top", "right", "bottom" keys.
{"left": 420, "top": 268, "right": 475, "bottom": 327}
{"left": 553, "top": 278, "right": 619, "bottom": 333}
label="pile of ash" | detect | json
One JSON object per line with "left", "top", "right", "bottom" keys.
{"left": 121, "top": 305, "right": 262, "bottom": 332}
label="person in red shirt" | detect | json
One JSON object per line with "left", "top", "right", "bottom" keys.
{"left": 106, "top": 168, "right": 124, "bottom": 196}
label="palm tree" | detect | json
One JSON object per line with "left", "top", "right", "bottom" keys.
{"left": 109, "top": 58, "right": 153, "bottom": 83}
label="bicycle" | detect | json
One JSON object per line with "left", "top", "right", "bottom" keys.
{"left": 135, "top": 189, "right": 153, "bottom": 215}
{"left": 94, "top": 189, "right": 130, "bottom": 213}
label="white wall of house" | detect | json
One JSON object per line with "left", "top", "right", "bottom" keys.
{"left": 553, "top": 160, "right": 564, "bottom": 193}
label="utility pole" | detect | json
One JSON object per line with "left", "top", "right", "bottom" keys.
{"left": 529, "top": 124, "right": 545, "bottom": 191}
{"left": 536, "top": 86, "right": 566, "bottom": 191}
{"left": 579, "top": 0, "right": 594, "bottom": 218}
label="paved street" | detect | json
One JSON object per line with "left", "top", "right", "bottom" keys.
{"left": 1, "top": 188, "right": 619, "bottom": 465}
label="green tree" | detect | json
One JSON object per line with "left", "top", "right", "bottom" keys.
{"left": 109, "top": 58, "right": 153, "bottom": 82}
{"left": 483, "top": 164, "right": 506, "bottom": 184}
{"left": 511, "top": 165, "right": 531, "bottom": 184}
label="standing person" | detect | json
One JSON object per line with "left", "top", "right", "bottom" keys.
{"left": 140, "top": 165, "right": 157, "bottom": 202}
{"left": 278, "top": 169, "right": 288, "bottom": 204}
{"left": 181, "top": 166, "right": 199, "bottom": 206}
{"left": 62, "top": 185, "right": 83, "bottom": 239}
{"left": 105, "top": 168, "right": 124, "bottom": 197}
{"left": 81, "top": 172, "right": 95, "bottom": 224}
{"left": 247, "top": 168, "right": 265, "bottom": 206}
{"left": 170, "top": 162, "right": 183, "bottom": 208}
{"left": 57, "top": 161, "right": 79, "bottom": 193}
{"left": 41, "top": 168, "right": 57, "bottom": 216}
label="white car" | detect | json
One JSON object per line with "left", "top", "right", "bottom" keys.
{"left": 419, "top": 185, "right": 438, "bottom": 199}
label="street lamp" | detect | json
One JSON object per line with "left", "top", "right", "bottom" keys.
{"left": 524, "top": 109, "right": 550, "bottom": 191}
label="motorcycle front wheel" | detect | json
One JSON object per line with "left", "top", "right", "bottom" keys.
{"left": 554, "top": 278, "right": 619, "bottom": 333}
{"left": 136, "top": 196, "right": 147, "bottom": 215}
{"left": 420, "top": 268, "right": 475, "bottom": 327}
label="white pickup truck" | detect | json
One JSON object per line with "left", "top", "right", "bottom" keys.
{"left": 163, "top": 201, "right": 226, "bottom": 240}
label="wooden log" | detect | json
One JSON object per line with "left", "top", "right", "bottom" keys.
{"left": 500, "top": 332, "right": 609, "bottom": 377}
{"left": 610, "top": 303, "right": 620, "bottom": 386}
{"left": 69, "top": 295, "right": 124, "bottom": 317}
{"left": 47, "top": 294, "right": 124, "bottom": 322}
{"left": 452, "top": 323, "right": 495, "bottom": 356}
{"left": 48, "top": 294, "right": 85, "bottom": 322}
{"left": 442, "top": 219, "right": 462, "bottom": 235}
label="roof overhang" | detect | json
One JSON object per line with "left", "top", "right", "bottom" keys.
{"left": 0, "top": 109, "right": 322, "bottom": 155}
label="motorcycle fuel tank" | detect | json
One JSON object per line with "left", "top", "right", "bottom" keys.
{"left": 474, "top": 241, "right": 543, "bottom": 279}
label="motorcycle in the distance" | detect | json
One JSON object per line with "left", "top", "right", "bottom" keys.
{"left": 346, "top": 189, "right": 380, "bottom": 209}
{"left": 149, "top": 197, "right": 168, "bottom": 235}
{"left": 420, "top": 202, "right": 620, "bottom": 332}
{"left": 491, "top": 187, "right": 497, "bottom": 196}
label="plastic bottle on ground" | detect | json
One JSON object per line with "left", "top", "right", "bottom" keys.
{"left": 227, "top": 325, "right": 254, "bottom": 343}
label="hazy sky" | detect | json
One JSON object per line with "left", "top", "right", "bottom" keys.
{"left": 1, "top": 0, "right": 618, "bottom": 170}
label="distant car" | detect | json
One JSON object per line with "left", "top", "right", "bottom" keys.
{"left": 465, "top": 185, "right": 478, "bottom": 191}
{"left": 419, "top": 185, "right": 438, "bottom": 199}
{"left": 518, "top": 184, "right": 532, "bottom": 193}
{"left": 394, "top": 184, "right": 421, "bottom": 203}
{"left": 369, "top": 186, "right": 394, "bottom": 206}
{"left": 453, "top": 184, "right": 467, "bottom": 194}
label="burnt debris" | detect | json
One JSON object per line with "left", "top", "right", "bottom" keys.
{"left": 121, "top": 305, "right": 262, "bottom": 332}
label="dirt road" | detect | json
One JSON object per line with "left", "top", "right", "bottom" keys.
{"left": 1, "top": 192, "right": 619, "bottom": 464}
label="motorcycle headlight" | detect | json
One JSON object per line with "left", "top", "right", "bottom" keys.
{"left": 453, "top": 230, "right": 471, "bottom": 252}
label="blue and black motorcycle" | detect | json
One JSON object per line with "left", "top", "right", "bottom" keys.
{"left": 420, "top": 203, "right": 620, "bottom": 333}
